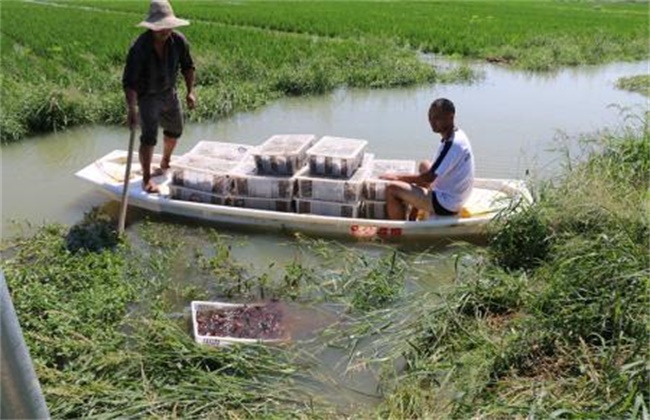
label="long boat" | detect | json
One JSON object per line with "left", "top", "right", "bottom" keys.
{"left": 75, "top": 149, "right": 532, "bottom": 240}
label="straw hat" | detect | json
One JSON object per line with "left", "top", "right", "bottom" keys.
{"left": 138, "top": 0, "right": 189, "bottom": 30}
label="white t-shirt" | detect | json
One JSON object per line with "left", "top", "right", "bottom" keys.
{"left": 430, "top": 128, "right": 474, "bottom": 212}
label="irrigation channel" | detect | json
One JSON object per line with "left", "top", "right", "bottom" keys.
{"left": 1, "top": 58, "right": 647, "bottom": 411}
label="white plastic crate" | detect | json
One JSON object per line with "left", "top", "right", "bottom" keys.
{"left": 295, "top": 153, "right": 373, "bottom": 203}
{"left": 364, "top": 159, "right": 418, "bottom": 200}
{"left": 230, "top": 195, "right": 293, "bottom": 212}
{"left": 170, "top": 154, "right": 238, "bottom": 194}
{"left": 306, "top": 136, "right": 368, "bottom": 178}
{"left": 295, "top": 198, "right": 361, "bottom": 218}
{"left": 191, "top": 301, "right": 287, "bottom": 347}
{"left": 229, "top": 157, "right": 295, "bottom": 199}
{"left": 186, "top": 140, "right": 252, "bottom": 162}
{"left": 363, "top": 200, "right": 388, "bottom": 220}
{"left": 169, "top": 185, "right": 228, "bottom": 205}
{"left": 252, "top": 134, "right": 316, "bottom": 175}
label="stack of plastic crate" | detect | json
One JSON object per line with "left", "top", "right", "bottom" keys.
{"left": 228, "top": 134, "right": 317, "bottom": 212}
{"left": 294, "top": 136, "right": 371, "bottom": 218}
{"left": 168, "top": 141, "right": 251, "bottom": 204}
{"left": 362, "top": 159, "right": 418, "bottom": 219}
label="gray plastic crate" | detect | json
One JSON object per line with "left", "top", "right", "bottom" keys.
{"left": 364, "top": 159, "right": 418, "bottom": 200}
{"left": 229, "top": 157, "right": 295, "bottom": 199}
{"left": 170, "top": 154, "right": 238, "bottom": 194}
{"left": 295, "top": 153, "right": 373, "bottom": 203}
{"left": 191, "top": 301, "right": 288, "bottom": 347}
{"left": 307, "top": 136, "right": 368, "bottom": 178}
{"left": 186, "top": 140, "right": 252, "bottom": 162}
{"left": 363, "top": 200, "right": 388, "bottom": 220}
{"left": 295, "top": 198, "right": 361, "bottom": 218}
{"left": 169, "top": 185, "right": 228, "bottom": 205}
{"left": 230, "top": 195, "right": 293, "bottom": 212}
{"left": 252, "top": 134, "right": 316, "bottom": 175}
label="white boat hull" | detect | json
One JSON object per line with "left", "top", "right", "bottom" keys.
{"left": 75, "top": 150, "right": 531, "bottom": 241}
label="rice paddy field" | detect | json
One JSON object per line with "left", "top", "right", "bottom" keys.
{"left": 1, "top": 0, "right": 647, "bottom": 142}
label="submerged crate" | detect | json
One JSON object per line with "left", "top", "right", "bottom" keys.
{"left": 252, "top": 134, "right": 317, "bottom": 175}
{"left": 364, "top": 159, "right": 418, "bottom": 201}
{"left": 295, "top": 198, "right": 361, "bottom": 218}
{"left": 169, "top": 185, "right": 227, "bottom": 205}
{"left": 307, "top": 136, "right": 368, "bottom": 178}
{"left": 295, "top": 154, "right": 373, "bottom": 203}
{"left": 229, "top": 158, "right": 295, "bottom": 199}
{"left": 230, "top": 195, "right": 293, "bottom": 212}
{"left": 187, "top": 140, "right": 252, "bottom": 162}
{"left": 191, "top": 301, "right": 287, "bottom": 347}
{"left": 170, "top": 154, "right": 238, "bottom": 194}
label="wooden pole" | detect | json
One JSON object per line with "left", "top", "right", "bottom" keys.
{"left": 118, "top": 128, "right": 136, "bottom": 236}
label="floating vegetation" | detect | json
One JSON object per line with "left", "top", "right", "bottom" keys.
{"left": 617, "top": 74, "right": 650, "bottom": 97}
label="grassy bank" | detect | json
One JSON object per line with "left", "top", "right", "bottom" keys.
{"left": 1, "top": 0, "right": 646, "bottom": 142}
{"left": 2, "top": 114, "right": 647, "bottom": 416}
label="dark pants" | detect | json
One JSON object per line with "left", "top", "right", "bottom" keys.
{"left": 432, "top": 191, "right": 457, "bottom": 216}
{"left": 138, "top": 90, "right": 183, "bottom": 146}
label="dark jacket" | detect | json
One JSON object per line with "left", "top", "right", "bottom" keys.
{"left": 122, "top": 30, "right": 194, "bottom": 97}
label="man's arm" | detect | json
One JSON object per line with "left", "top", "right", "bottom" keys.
{"left": 182, "top": 68, "right": 196, "bottom": 110}
{"left": 124, "top": 88, "right": 138, "bottom": 129}
{"left": 381, "top": 170, "right": 436, "bottom": 187}
{"left": 122, "top": 41, "right": 141, "bottom": 129}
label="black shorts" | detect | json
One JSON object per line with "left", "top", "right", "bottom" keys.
{"left": 432, "top": 191, "right": 457, "bottom": 216}
{"left": 138, "top": 90, "right": 183, "bottom": 146}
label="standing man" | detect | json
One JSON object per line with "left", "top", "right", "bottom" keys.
{"left": 381, "top": 98, "right": 474, "bottom": 220}
{"left": 123, "top": 0, "right": 196, "bottom": 193}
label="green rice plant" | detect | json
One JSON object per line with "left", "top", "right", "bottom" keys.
{"left": 2, "top": 0, "right": 647, "bottom": 141}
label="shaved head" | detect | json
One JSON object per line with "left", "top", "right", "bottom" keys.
{"left": 430, "top": 98, "right": 455, "bottom": 115}
{"left": 428, "top": 98, "right": 456, "bottom": 136}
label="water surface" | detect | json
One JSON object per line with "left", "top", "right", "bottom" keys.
{"left": 2, "top": 60, "right": 645, "bottom": 237}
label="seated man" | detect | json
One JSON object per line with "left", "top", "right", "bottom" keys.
{"left": 381, "top": 98, "right": 474, "bottom": 220}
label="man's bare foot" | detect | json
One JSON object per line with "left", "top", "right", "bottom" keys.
{"left": 143, "top": 180, "right": 160, "bottom": 193}
{"left": 151, "top": 166, "right": 170, "bottom": 177}
{"left": 152, "top": 158, "right": 171, "bottom": 177}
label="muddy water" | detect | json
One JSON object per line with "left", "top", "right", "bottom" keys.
{"left": 1, "top": 59, "right": 647, "bottom": 412}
